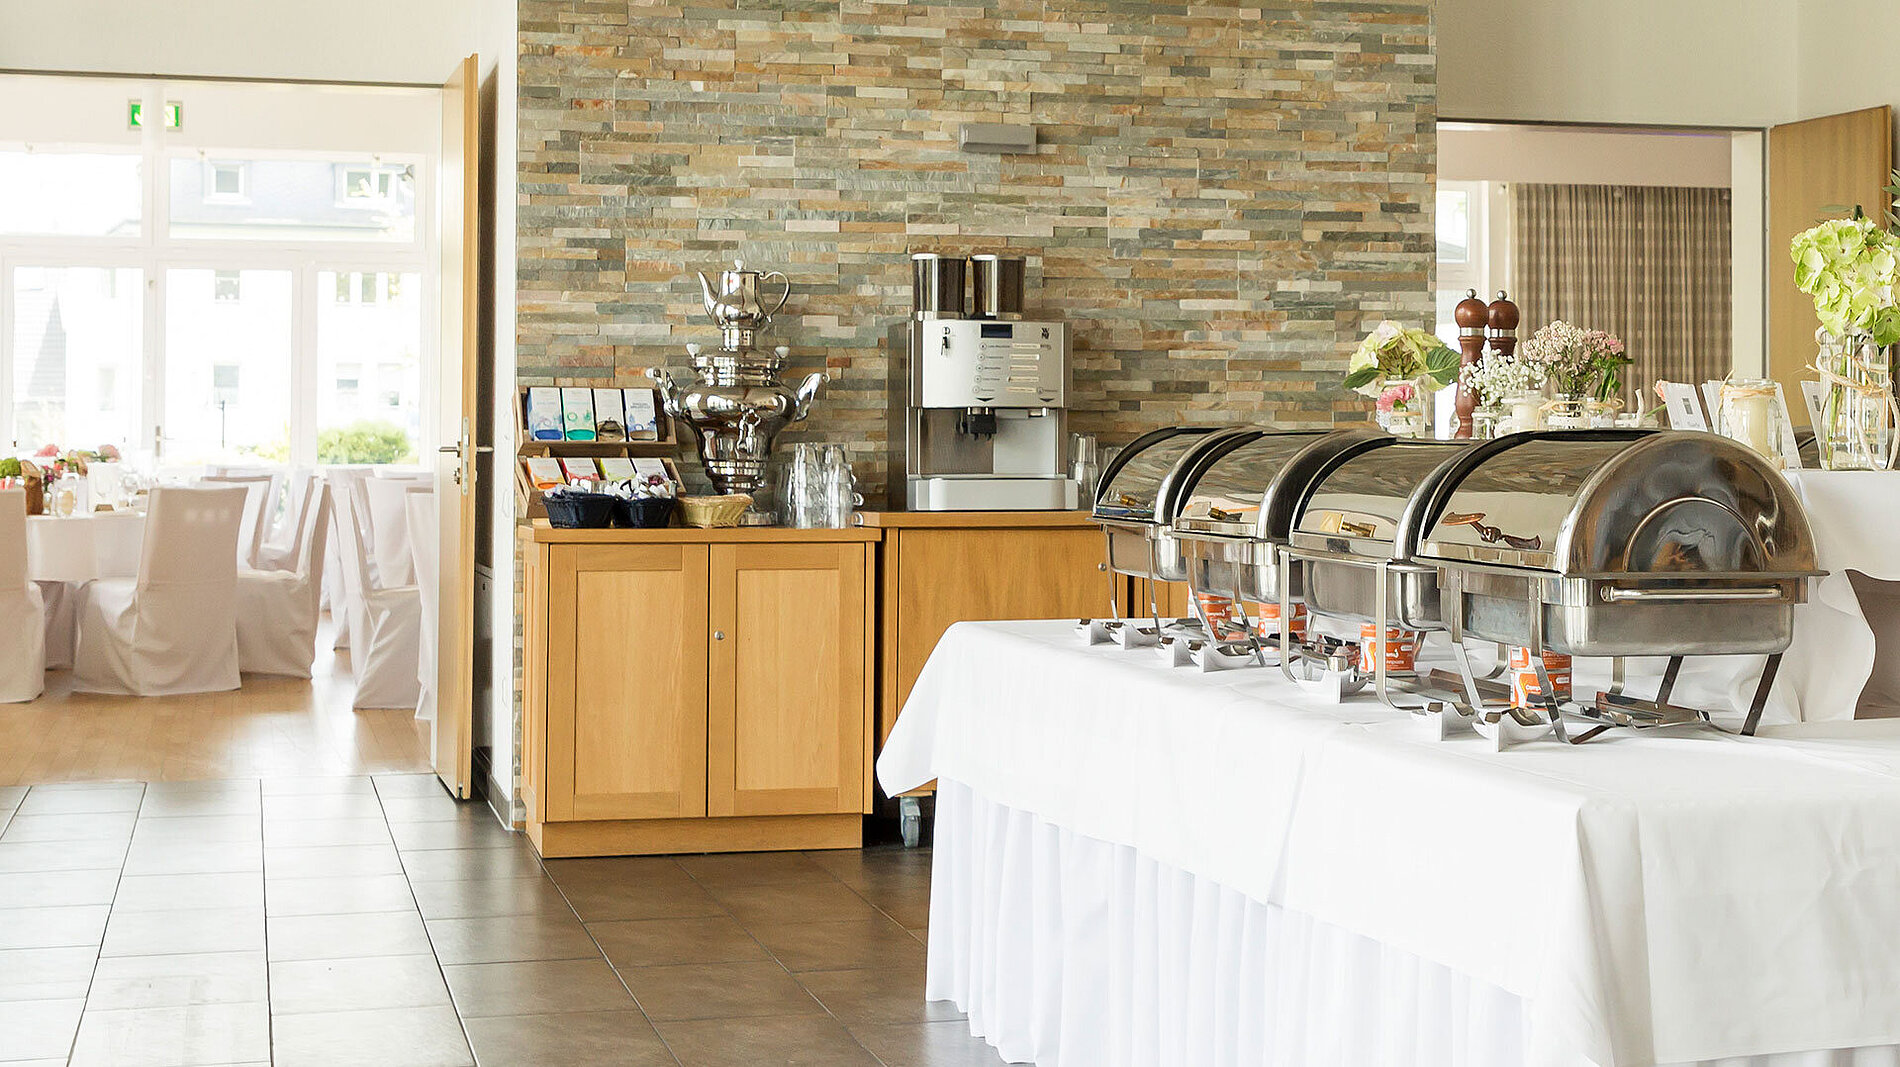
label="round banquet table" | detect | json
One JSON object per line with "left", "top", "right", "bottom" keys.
{"left": 25, "top": 511, "right": 146, "bottom": 583}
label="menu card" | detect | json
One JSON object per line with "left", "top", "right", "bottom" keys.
{"left": 524, "top": 388, "right": 563, "bottom": 441}
{"left": 624, "top": 389, "right": 659, "bottom": 440}
{"left": 560, "top": 388, "right": 597, "bottom": 441}
{"left": 593, "top": 388, "right": 627, "bottom": 442}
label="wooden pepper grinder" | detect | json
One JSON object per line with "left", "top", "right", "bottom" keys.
{"left": 1486, "top": 289, "right": 1520, "bottom": 361}
{"left": 1453, "top": 288, "right": 1489, "bottom": 438}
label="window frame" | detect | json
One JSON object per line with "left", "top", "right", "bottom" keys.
{"left": 0, "top": 77, "right": 437, "bottom": 467}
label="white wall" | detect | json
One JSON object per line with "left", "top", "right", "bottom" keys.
{"left": 1795, "top": 2, "right": 1900, "bottom": 142}
{"left": 1438, "top": 0, "right": 1797, "bottom": 128}
{"left": 0, "top": 0, "right": 472, "bottom": 85}
{"left": 1440, "top": 124, "right": 1733, "bottom": 187}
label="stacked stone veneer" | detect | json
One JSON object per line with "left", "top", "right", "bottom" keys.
{"left": 517, "top": 0, "right": 1437, "bottom": 498}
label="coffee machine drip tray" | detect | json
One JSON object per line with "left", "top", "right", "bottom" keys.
{"left": 907, "top": 476, "right": 1079, "bottom": 512}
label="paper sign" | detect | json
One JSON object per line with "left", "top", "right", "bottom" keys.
{"left": 1700, "top": 381, "right": 1724, "bottom": 428}
{"left": 1798, "top": 380, "right": 1827, "bottom": 431}
{"left": 1660, "top": 382, "right": 1709, "bottom": 431}
{"left": 1772, "top": 383, "right": 1803, "bottom": 470}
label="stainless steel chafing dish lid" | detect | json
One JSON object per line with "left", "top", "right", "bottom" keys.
{"left": 1288, "top": 437, "right": 1475, "bottom": 560}
{"left": 1172, "top": 429, "right": 1384, "bottom": 543}
{"left": 1412, "top": 429, "right": 1820, "bottom": 578}
{"left": 1090, "top": 426, "right": 1225, "bottom": 525}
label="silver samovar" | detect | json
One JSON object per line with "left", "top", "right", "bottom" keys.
{"left": 648, "top": 260, "right": 827, "bottom": 523}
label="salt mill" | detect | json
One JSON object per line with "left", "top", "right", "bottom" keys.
{"left": 1453, "top": 288, "right": 1490, "bottom": 439}
{"left": 1486, "top": 290, "right": 1520, "bottom": 361}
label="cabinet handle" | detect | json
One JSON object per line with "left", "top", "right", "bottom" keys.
{"left": 713, "top": 630, "right": 726, "bottom": 641}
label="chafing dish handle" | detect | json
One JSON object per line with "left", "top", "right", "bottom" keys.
{"left": 1598, "top": 586, "right": 1784, "bottom": 603}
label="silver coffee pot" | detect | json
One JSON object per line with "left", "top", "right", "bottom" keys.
{"left": 698, "top": 259, "right": 789, "bottom": 350}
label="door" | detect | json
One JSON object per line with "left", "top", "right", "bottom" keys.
{"left": 708, "top": 543, "right": 869, "bottom": 817}
{"left": 545, "top": 544, "right": 710, "bottom": 821}
{"left": 1768, "top": 106, "right": 1893, "bottom": 420}
{"left": 433, "top": 54, "right": 481, "bottom": 796}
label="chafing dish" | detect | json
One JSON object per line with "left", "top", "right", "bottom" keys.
{"left": 1091, "top": 426, "right": 1238, "bottom": 620}
{"left": 1409, "top": 429, "right": 1821, "bottom": 737}
{"left": 1286, "top": 437, "right": 1474, "bottom": 632}
{"left": 1172, "top": 428, "right": 1383, "bottom": 610}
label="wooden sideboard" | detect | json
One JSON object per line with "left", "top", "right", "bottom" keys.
{"left": 521, "top": 523, "right": 878, "bottom": 857}
{"left": 519, "top": 510, "right": 1114, "bottom": 856}
{"left": 858, "top": 511, "right": 1113, "bottom": 745}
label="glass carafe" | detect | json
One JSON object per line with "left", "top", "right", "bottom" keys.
{"left": 1069, "top": 433, "right": 1101, "bottom": 502}
{"left": 1817, "top": 332, "right": 1897, "bottom": 471}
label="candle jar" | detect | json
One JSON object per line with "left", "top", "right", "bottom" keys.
{"left": 1718, "top": 378, "right": 1780, "bottom": 463}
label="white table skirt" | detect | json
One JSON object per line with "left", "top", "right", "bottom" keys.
{"left": 25, "top": 512, "right": 144, "bottom": 582}
{"left": 880, "top": 621, "right": 1900, "bottom": 1067}
{"left": 930, "top": 779, "right": 1900, "bottom": 1067}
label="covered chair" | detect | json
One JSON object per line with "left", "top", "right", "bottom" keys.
{"left": 72, "top": 486, "right": 245, "bottom": 696}
{"left": 236, "top": 484, "right": 330, "bottom": 677}
{"left": 0, "top": 490, "right": 45, "bottom": 703}
{"left": 256, "top": 469, "right": 316, "bottom": 573}
{"left": 201, "top": 473, "right": 278, "bottom": 570}
{"left": 332, "top": 480, "right": 420, "bottom": 709}
{"left": 406, "top": 489, "right": 438, "bottom": 722}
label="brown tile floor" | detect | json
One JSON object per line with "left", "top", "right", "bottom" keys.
{"left": 0, "top": 776, "right": 1017, "bottom": 1067}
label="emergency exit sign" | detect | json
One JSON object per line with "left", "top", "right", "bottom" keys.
{"left": 128, "top": 100, "right": 182, "bottom": 130}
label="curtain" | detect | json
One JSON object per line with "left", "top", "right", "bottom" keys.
{"left": 1512, "top": 183, "right": 1732, "bottom": 408}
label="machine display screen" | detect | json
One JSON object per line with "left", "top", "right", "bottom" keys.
{"left": 979, "top": 323, "right": 1013, "bottom": 339}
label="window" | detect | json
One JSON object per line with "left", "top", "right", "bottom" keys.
{"left": 163, "top": 269, "right": 291, "bottom": 463}
{"left": 0, "top": 151, "right": 141, "bottom": 237}
{"left": 205, "top": 161, "right": 247, "bottom": 203}
{"left": 9, "top": 267, "right": 142, "bottom": 450}
{"left": 0, "top": 75, "right": 436, "bottom": 464}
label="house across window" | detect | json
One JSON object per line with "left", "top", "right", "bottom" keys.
{"left": 213, "top": 270, "right": 241, "bottom": 303}
{"left": 206, "top": 161, "right": 248, "bottom": 203}
{"left": 336, "top": 363, "right": 361, "bottom": 395}
{"left": 339, "top": 164, "right": 404, "bottom": 205}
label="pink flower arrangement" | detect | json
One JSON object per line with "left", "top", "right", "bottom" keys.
{"left": 34, "top": 443, "right": 58, "bottom": 458}
{"left": 1376, "top": 383, "right": 1416, "bottom": 413}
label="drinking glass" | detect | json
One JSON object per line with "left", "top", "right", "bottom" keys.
{"left": 819, "top": 445, "right": 861, "bottom": 529}
{"left": 1069, "top": 433, "right": 1101, "bottom": 501}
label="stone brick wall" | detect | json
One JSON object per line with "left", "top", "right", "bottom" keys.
{"left": 517, "top": 0, "right": 1437, "bottom": 498}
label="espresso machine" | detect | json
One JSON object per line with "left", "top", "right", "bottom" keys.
{"left": 887, "top": 253, "right": 1079, "bottom": 510}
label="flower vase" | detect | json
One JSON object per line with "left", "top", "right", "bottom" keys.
{"left": 1545, "top": 393, "right": 1589, "bottom": 431}
{"left": 1817, "top": 332, "right": 1897, "bottom": 471}
{"left": 1472, "top": 405, "right": 1502, "bottom": 441}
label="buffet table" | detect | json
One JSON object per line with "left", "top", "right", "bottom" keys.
{"left": 878, "top": 620, "right": 1900, "bottom": 1067}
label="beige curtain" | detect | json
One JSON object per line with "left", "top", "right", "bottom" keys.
{"left": 1512, "top": 184, "right": 1732, "bottom": 408}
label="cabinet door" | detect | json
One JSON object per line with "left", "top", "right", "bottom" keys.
{"left": 545, "top": 543, "right": 709, "bottom": 821}
{"left": 708, "top": 542, "right": 869, "bottom": 817}
{"left": 886, "top": 526, "right": 1112, "bottom": 741}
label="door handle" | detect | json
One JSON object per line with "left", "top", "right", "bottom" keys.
{"left": 438, "top": 445, "right": 459, "bottom": 454}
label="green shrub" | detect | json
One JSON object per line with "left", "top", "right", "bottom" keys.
{"left": 317, "top": 421, "right": 415, "bottom": 465}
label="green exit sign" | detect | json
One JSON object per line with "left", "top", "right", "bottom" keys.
{"left": 127, "top": 100, "right": 182, "bottom": 130}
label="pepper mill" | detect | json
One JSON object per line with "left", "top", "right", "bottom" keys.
{"left": 1486, "top": 290, "right": 1520, "bottom": 361}
{"left": 1453, "top": 288, "right": 1489, "bottom": 438}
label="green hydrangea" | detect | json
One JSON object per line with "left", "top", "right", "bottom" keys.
{"left": 1791, "top": 216, "right": 1900, "bottom": 345}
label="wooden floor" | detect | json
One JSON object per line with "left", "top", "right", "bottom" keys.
{"left": 0, "top": 616, "right": 432, "bottom": 786}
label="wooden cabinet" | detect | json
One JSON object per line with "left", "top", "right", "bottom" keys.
{"left": 708, "top": 543, "right": 868, "bottom": 817}
{"left": 523, "top": 526, "right": 876, "bottom": 857}
{"left": 865, "top": 512, "right": 1112, "bottom": 745}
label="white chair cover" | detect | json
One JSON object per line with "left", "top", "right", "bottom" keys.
{"left": 201, "top": 473, "right": 277, "bottom": 570}
{"left": 72, "top": 486, "right": 245, "bottom": 696}
{"left": 0, "top": 490, "right": 46, "bottom": 702}
{"left": 406, "top": 489, "right": 438, "bottom": 722}
{"left": 331, "top": 479, "right": 420, "bottom": 709}
{"left": 257, "top": 469, "right": 315, "bottom": 573}
{"left": 321, "top": 467, "right": 373, "bottom": 649}
{"left": 366, "top": 477, "right": 423, "bottom": 588}
{"left": 236, "top": 484, "right": 331, "bottom": 678}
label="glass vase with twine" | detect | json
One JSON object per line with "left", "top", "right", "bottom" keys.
{"left": 1812, "top": 329, "right": 1899, "bottom": 471}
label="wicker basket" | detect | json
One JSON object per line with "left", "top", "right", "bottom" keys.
{"left": 679, "top": 494, "right": 752, "bottom": 528}
{"left": 543, "top": 491, "right": 618, "bottom": 529}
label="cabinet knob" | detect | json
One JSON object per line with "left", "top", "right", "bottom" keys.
{"left": 1097, "top": 563, "right": 1107, "bottom": 571}
{"left": 713, "top": 630, "right": 726, "bottom": 641}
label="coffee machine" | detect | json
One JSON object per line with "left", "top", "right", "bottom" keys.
{"left": 887, "top": 253, "right": 1079, "bottom": 511}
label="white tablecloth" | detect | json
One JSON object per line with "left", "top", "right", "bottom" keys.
{"left": 25, "top": 512, "right": 145, "bottom": 582}
{"left": 879, "top": 620, "right": 1900, "bottom": 1067}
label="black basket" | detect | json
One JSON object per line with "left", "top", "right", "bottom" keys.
{"left": 615, "top": 496, "right": 676, "bottom": 529}
{"left": 543, "top": 491, "right": 618, "bottom": 529}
